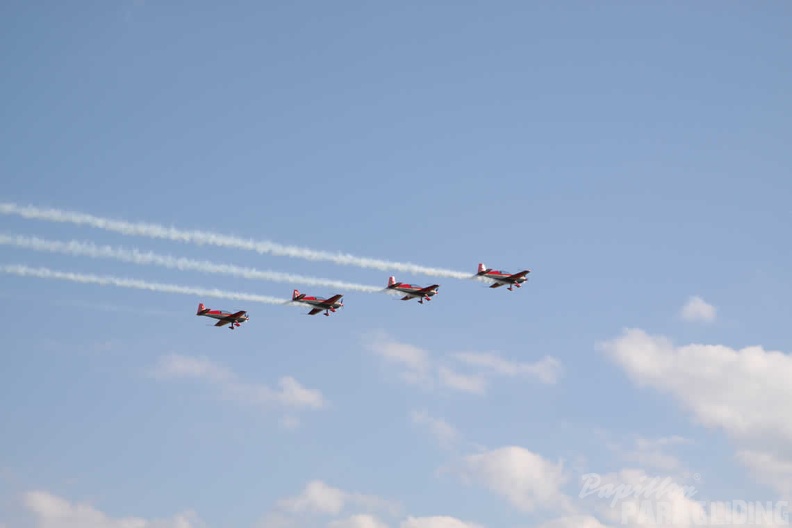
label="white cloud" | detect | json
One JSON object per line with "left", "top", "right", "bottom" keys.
{"left": 276, "top": 376, "right": 326, "bottom": 409}
{"left": 365, "top": 335, "right": 481, "bottom": 394}
{"left": 600, "top": 329, "right": 792, "bottom": 441}
{"left": 152, "top": 354, "right": 233, "bottom": 383}
{"left": 626, "top": 436, "right": 690, "bottom": 472}
{"left": 680, "top": 296, "right": 716, "bottom": 323}
{"left": 279, "top": 415, "right": 301, "bottom": 430}
{"left": 585, "top": 470, "right": 700, "bottom": 526}
{"left": 607, "top": 435, "right": 691, "bottom": 472}
{"left": 410, "top": 410, "right": 460, "bottom": 450}
{"left": 580, "top": 469, "right": 790, "bottom": 528}
{"left": 267, "top": 482, "right": 484, "bottom": 528}
{"left": 329, "top": 514, "right": 390, "bottom": 528}
{"left": 436, "top": 367, "right": 486, "bottom": 394}
{"left": 600, "top": 328, "right": 792, "bottom": 495}
{"left": 538, "top": 515, "right": 612, "bottom": 528}
{"left": 150, "top": 354, "right": 325, "bottom": 411}
{"left": 451, "top": 352, "right": 563, "bottom": 384}
{"left": 459, "top": 446, "right": 570, "bottom": 513}
{"left": 21, "top": 490, "right": 203, "bottom": 528}
{"left": 365, "top": 334, "right": 562, "bottom": 394}
{"left": 277, "top": 481, "right": 348, "bottom": 515}
{"left": 277, "top": 480, "right": 399, "bottom": 517}
{"left": 736, "top": 450, "right": 792, "bottom": 497}
{"left": 256, "top": 512, "right": 298, "bottom": 528}
{"left": 400, "top": 517, "right": 483, "bottom": 528}
{"left": 366, "top": 336, "right": 432, "bottom": 386}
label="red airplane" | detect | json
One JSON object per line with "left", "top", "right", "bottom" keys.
{"left": 477, "top": 263, "right": 530, "bottom": 291}
{"left": 196, "top": 303, "right": 249, "bottom": 329}
{"left": 291, "top": 289, "right": 344, "bottom": 316}
{"left": 387, "top": 276, "right": 439, "bottom": 304}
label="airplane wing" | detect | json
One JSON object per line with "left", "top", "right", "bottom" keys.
{"left": 229, "top": 310, "right": 246, "bottom": 319}
{"left": 308, "top": 307, "right": 323, "bottom": 315}
{"left": 489, "top": 282, "right": 504, "bottom": 288}
{"left": 214, "top": 319, "right": 232, "bottom": 327}
{"left": 508, "top": 271, "right": 530, "bottom": 280}
{"left": 323, "top": 294, "right": 343, "bottom": 306}
{"left": 420, "top": 285, "right": 440, "bottom": 292}
{"left": 401, "top": 295, "right": 412, "bottom": 301}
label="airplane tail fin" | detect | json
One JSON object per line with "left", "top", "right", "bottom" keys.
{"left": 292, "top": 289, "right": 301, "bottom": 301}
{"left": 197, "top": 303, "right": 209, "bottom": 315}
{"left": 388, "top": 276, "right": 396, "bottom": 287}
{"left": 477, "top": 263, "right": 487, "bottom": 274}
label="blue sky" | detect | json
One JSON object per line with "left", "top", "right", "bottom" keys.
{"left": 1, "top": 2, "right": 791, "bottom": 527}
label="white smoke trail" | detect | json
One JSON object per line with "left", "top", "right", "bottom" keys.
{"left": 0, "top": 264, "right": 295, "bottom": 306}
{"left": 0, "top": 234, "right": 384, "bottom": 293}
{"left": 0, "top": 202, "right": 472, "bottom": 279}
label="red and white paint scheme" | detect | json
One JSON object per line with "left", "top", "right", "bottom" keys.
{"left": 476, "top": 263, "right": 530, "bottom": 291}
{"left": 196, "top": 303, "right": 249, "bottom": 329}
{"left": 387, "top": 276, "right": 440, "bottom": 304}
{"left": 291, "top": 289, "right": 344, "bottom": 316}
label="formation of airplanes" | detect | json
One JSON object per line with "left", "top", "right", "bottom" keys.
{"left": 197, "top": 262, "right": 530, "bottom": 329}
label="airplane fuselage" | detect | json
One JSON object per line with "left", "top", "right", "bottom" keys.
{"left": 476, "top": 266, "right": 530, "bottom": 291}
{"left": 299, "top": 298, "right": 343, "bottom": 310}
{"left": 204, "top": 312, "right": 249, "bottom": 323}
{"left": 292, "top": 291, "right": 344, "bottom": 315}
{"left": 197, "top": 304, "right": 249, "bottom": 329}
{"left": 387, "top": 282, "right": 439, "bottom": 304}
{"left": 389, "top": 284, "right": 438, "bottom": 298}
{"left": 479, "top": 272, "right": 527, "bottom": 286}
